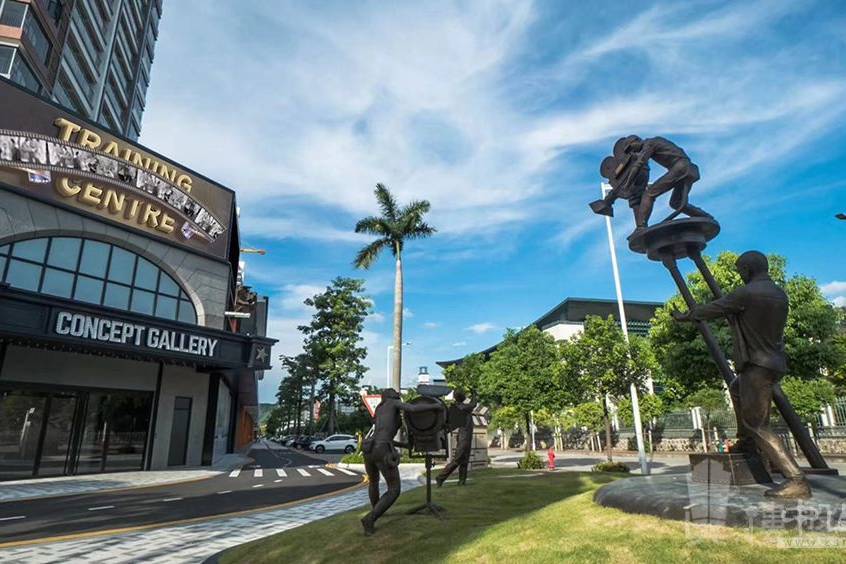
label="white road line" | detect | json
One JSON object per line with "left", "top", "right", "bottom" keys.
{"left": 229, "top": 469, "right": 241, "bottom": 478}
{"left": 0, "top": 515, "right": 25, "bottom": 521}
{"left": 308, "top": 465, "right": 321, "bottom": 468}
{"left": 252, "top": 484, "right": 264, "bottom": 488}
{"left": 217, "top": 491, "right": 232, "bottom": 495}
{"left": 254, "top": 469, "right": 264, "bottom": 478}
{"left": 274, "top": 479, "right": 283, "bottom": 483}
{"left": 87, "top": 506, "right": 114, "bottom": 511}
{"left": 162, "top": 497, "right": 183, "bottom": 502}
{"left": 335, "top": 468, "right": 357, "bottom": 476}
{"left": 297, "top": 468, "right": 311, "bottom": 477}
{"left": 276, "top": 468, "right": 287, "bottom": 477}
{"left": 317, "top": 468, "right": 334, "bottom": 476}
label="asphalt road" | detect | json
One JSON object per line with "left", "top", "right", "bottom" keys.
{"left": 0, "top": 440, "right": 362, "bottom": 544}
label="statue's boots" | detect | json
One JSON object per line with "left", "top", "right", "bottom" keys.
{"left": 764, "top": 477, "right": 812, "bottom": 499}
{"left": 435, "top": 474, "right": 446, "bottom": 488}
{"left": 361, "top": 514, "right": 376, "bottom": 536}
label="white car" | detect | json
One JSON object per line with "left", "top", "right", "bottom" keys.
{"left": 310, "top": 434, "right": 357, "bottom": 454}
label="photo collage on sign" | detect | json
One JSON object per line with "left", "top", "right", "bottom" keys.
{"left": 0, "top": 133, "right": 226, "bottom": 242}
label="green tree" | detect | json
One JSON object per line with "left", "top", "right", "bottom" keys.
{"left": 443, "top": 352, "right": 485, "bottom": 393}
{"left": 685, "top": 388, "right": 727, "bottom": 452}
{"left": 490, "top": 405, "right": 522, "bottom": 449}
{"left": 617, "top": 394, "right": 666, "bottom": 427}
{"left": 479, "top": 326, "right": 570, "bottom": 451}
{"left": 780, "top": 376, "right": 836, "bottom": 437}
{"left": 353, "top": 184, "right": 435, "bottom": 391}
{"left": 300, "top": 278, "right": 371, "bottom": 434}
{"left": 263, "top": 406, "right": 285, "bottom": 438}
{"left": 650, "top": 252, "right": 846, "bottom": 400}
{"left": 277, "top": 353, "right": 312, "bottom": 434}
{"left": 561, "top": 315, "right": 655, "bottom": 462}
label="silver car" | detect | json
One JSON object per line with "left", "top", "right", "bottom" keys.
{"left": 310, "top": 434, "right": 357, "bottom": 454}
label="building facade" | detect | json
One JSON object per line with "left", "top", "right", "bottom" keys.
{"left": 0, "top": 0, "right": 161, "bottom": 140}
{"left": 0, "top": 78, "right": 273, "bottom": 481}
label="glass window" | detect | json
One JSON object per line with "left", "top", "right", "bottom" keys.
{"left": 103, "top": 283, "right": 130, "bottom": 309}
{"left": 158, "top": 273, "right": 179, "bottom": 297}
{"left": 41, "top": 268, "right": 73, "bottom": 298}
{"left": 6, "top": 259, "right": 42, "bottom": 291}
{"left": 12, "top": 239, "right": 47, "bottom": 262}
{"left": 23, "top": 11, "right": 51, "bottom": 65}
{"left": 130, "top": 289, "right": 155, "bottom": 315}
{"left": 73, "top": 275, "right": 103, "bottom": 304}
{"left": 107, "top": 247, "right": 135, "bottom": 284}
{"left": 155, "top": 295, "right": 177, "bottom": 320}
{"left": 178, "top": 300, "right": 196, "bottom": 324}
{"left": 0, "top": 45, "right": 13, "bottom": 75}
{"left": 1, "top": 237, "right": 198, "bottom": 325}
{"left": 10, "top": 53, "right": 41, "bottom": 94}
{"left": 47, "top": 238, "right": 81, "bottom": 270}
{"left": 134, "top": 257, "right": 157, "bottom": 290}
{"left": 0, "top": 1, "right": 27, "bottom": 28}
{"left": 79, "top": 240, "right": 109, "bottom": 277}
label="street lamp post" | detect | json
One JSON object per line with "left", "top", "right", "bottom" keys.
{"left": 600, "top": 183, "right": 650, "bottom": 475}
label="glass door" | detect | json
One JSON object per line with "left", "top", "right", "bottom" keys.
{"left": 0, "top": 389, "right": 47, "bottom": 480}
{"left": 35, "top": 393, "right": 78, "bottom": 477}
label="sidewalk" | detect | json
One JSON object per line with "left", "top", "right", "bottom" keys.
{"left": 0, "top": 467, "right": 421, "bottom": 563}
{"left": 0, "top": 452, "right": 250, "bottom": 504}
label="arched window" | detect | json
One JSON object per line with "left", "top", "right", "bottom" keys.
{"left": 0, "top": 237, "right": 197, "bottom": 324}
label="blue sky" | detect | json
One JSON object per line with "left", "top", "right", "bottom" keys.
{"left": 138, "top": 0, "right": 846, "bottom": 403}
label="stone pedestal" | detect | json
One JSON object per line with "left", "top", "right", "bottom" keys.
{"left": 689, "top": 453, "right": 771, "bottom": 486}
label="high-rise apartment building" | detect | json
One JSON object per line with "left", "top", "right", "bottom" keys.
{"left": 0, "top": 0, "right": 162, "bottom": 140}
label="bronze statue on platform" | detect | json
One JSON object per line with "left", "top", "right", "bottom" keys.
{"left": 673, "top": 251, "right": 811, "bottom": 498}
{"left": 360, "top": 389, "right": 440, "bottom": 536}
{"left": 436, "top": 390, "right": 477, "bottom": 487}
{"left": 590, "top": 135, "right": 712, "bottom": 235}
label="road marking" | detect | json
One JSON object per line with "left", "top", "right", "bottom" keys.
{"left": 162, "top": 497, "right": 183, "bottom": 502}
{"left": 254, "top": 469, "right": 264, "bottom": 478}
{"left": 229, "top": 469, "right": 241, "bottom": 478}
{"left": 274, "top": 479, "right": 283, "bottom": 483}
{"left": 308, "top": 465, "right": 321, "bottom": 468}
{"left": 0, "top": 516, "right": 25, "bottom": 521}
{"left": 297, "top": 468, "right": 311, "bottom": 477}
{"left": 335, "top": 468, "right": 357, "bottom": 476}
{"left": 252, "top": 484, "right": 264, "bottom": 488}
{"left": 317, "top": 468, "right": 334, "bottom": 476}
{"left": 217, "top": 491, "right": 232, "bottom": 495}
{"left": 87, "top": 506, "right": 114, "bottom": 511}
{"left": 276, "top": 468, "right": 287, "bottom": 477}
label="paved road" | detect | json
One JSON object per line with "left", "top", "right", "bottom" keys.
{"left": 0, "top": 440, "right": 362, "bottom": 545}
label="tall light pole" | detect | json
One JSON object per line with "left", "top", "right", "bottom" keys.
{"left": 386, "top": 342, "right": 411, "bottom": 389}
{"left": 600, "top": 183, "right": 650, "bottom": 475}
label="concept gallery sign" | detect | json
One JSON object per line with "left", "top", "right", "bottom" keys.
{"left": 0, "top": 79, "right": 235, "bottom": 260}
{"left": 54, "top": 311, "right": 220, "bottom": 358}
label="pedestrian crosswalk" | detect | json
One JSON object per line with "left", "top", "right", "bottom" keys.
{"left": 226, "top": 466, "right": 360, "bottom": 481}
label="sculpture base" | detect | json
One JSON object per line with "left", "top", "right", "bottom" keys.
{"left": 628, "top": 217, "right": 720, "bottom": 261}
{"left": 689, "top": 453, "right": 772, "bottom": 485}
{"left": 594, "top": 474, "right": 846, "bottom": 529}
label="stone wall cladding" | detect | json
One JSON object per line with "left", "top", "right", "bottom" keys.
{"left": 0, "top": 190, "right": 231, "bottom": 329}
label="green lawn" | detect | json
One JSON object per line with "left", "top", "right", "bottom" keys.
{"left": 221, "top": 469, "right": 846, "bottom": 563}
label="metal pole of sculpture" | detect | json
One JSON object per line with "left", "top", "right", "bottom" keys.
{"left": 673, "top": 251, "right": 811, "bottom": 498}
{"left": 589, "top": 134, "right": 835, "bottom": 499}
{"left": 435, "top": 390, "right": 477, "bottom": 487}
{"left": 361, "top": 388, "right": 440, "bottom": 536}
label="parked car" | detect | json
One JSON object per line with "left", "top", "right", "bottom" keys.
{"left": 310, "top": 434, "right": 357, "bottom": 454}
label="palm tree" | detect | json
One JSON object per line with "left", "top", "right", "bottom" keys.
{"left": 354, "top": 183, "right": 435, "bottom": 391}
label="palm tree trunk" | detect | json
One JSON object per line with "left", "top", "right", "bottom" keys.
{"left": 391, "top": 252, "right": 404, "bottom": 391}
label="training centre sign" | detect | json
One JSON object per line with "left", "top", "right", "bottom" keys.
{"left": 0, "top": 79, "right": 235, "bottom": 260}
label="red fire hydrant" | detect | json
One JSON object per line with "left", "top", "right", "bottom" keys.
{"left": 547, "top": 447, "right": 556, "bottom": 471}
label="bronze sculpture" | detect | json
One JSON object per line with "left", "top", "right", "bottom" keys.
{"left": 673, "top": 251, "right": 811, "bottom": 498}
{"left": 436, "top": 390, "right": 477, "bottom": 487}
{"left": 590, "top": 135, "right": 712, "bottom": 235}
{"left": 360, "top": 388, "right": 440, "bottom": 535}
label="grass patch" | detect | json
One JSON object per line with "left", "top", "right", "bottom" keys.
{"left": 221, "top": 469, "right": 846, "bottom": 563}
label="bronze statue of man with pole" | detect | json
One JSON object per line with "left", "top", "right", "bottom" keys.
{"left": 436, "top": 389, "right": 477, "bottom": 487}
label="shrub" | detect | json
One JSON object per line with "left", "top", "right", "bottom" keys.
{"left": 517, "top": 451, "right": 545, "bottom": 470}
{"left": 592, "top": 461, "right": 630, "bottom": 473}
{"left": 339, "top": 451, "right": 425, "bottom": 465}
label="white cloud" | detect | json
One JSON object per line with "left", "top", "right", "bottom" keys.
{"left": 452, "top": 341, "right": 468, "bottom": 347}
{"left": 821, "top": 281, "right": 846, "bottom": 296}
{"left": 279, "top": 284, "right": 324, "bottom": 312}
{"left": 403, "top": 308, "right": 414, "bottom": 319}
{"left": 368, "top": 312, "right": 385, "bottom": 323}
{"left": 834, "top": 296, "right": 846, "bottom": 308}
{"left": 423, "top": 321, "right": 440, "bottom": 329}
{"left": 466, "top": 322, "right": 497, "bottom": 334}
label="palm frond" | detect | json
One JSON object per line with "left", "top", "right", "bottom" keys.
{"left": 353, "top": 238, "right": 390, "bottom": 269}
{"left": 374, "top": 183, "right": 398, "bottom": 222}
{"left": 405, "top": 221, "right": 436, "bottom": 239}
{"left": 398, "top": 199, "right": 431, "bottom": 219}
{"left": 355, "top": 216, "right": 389, "bottom": 235}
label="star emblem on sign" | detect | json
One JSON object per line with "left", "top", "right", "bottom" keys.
{"left": 255, "top": 346, "right": 268, "bottom": 363}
